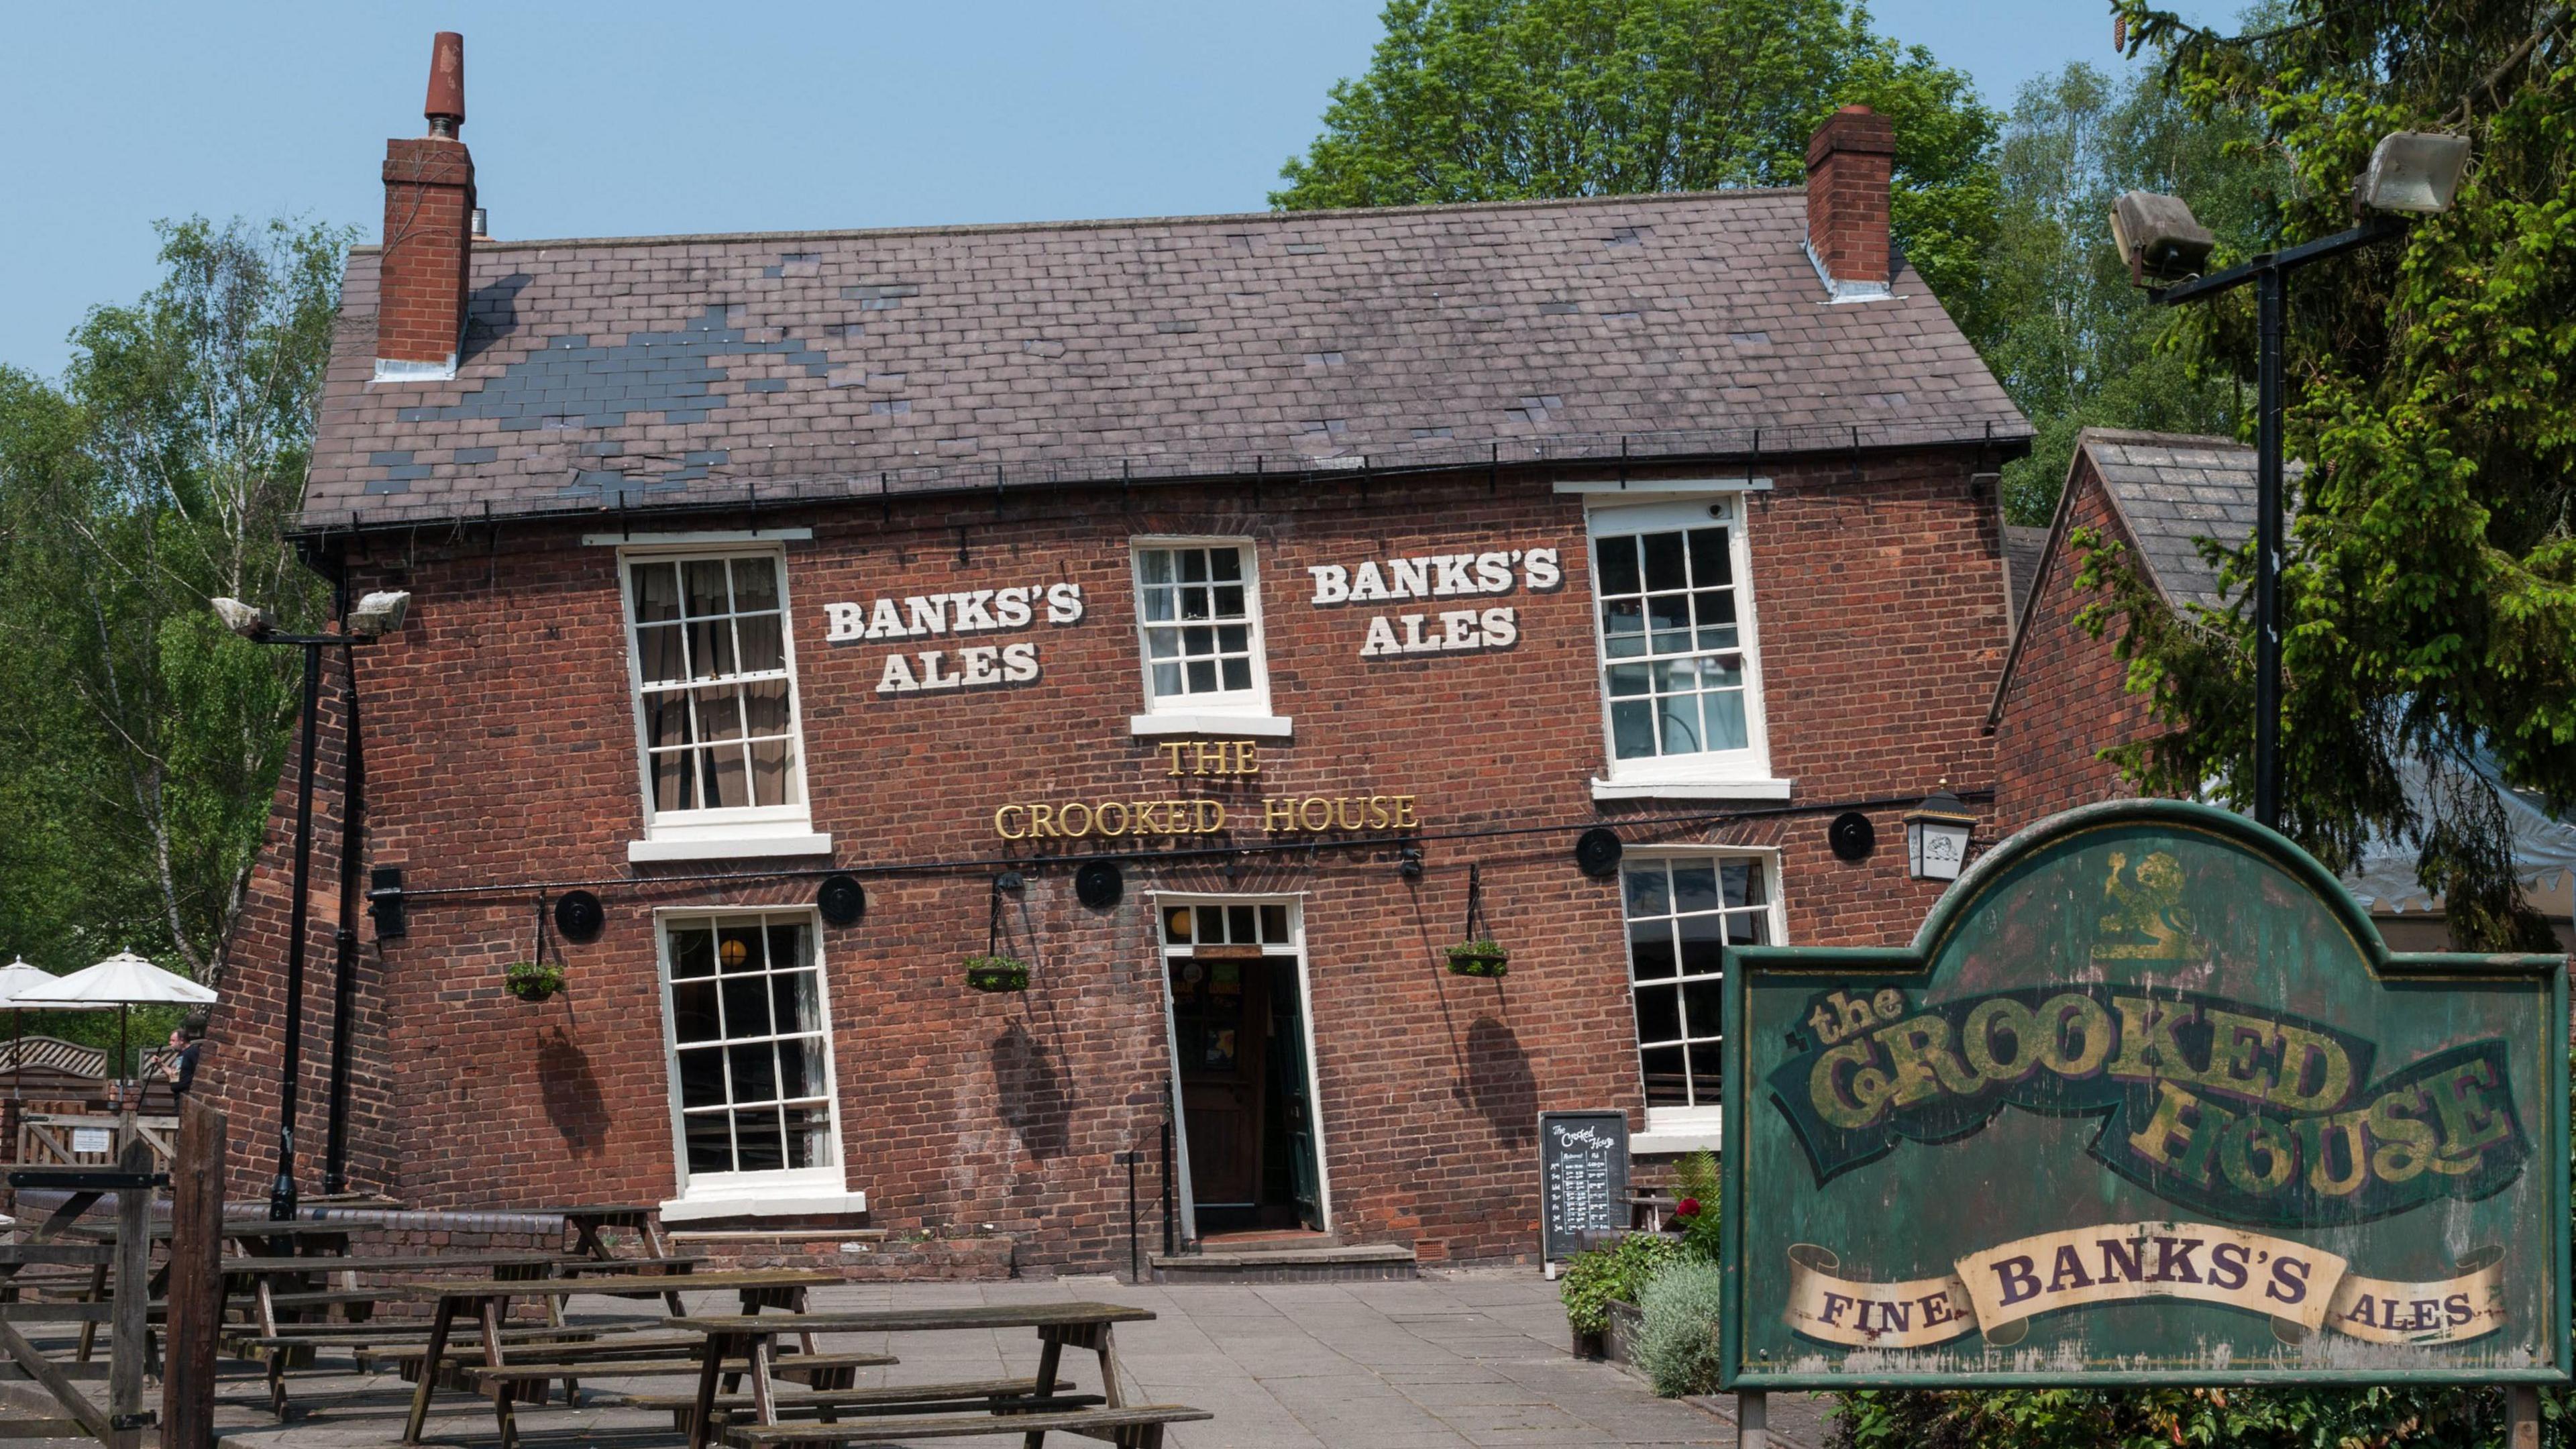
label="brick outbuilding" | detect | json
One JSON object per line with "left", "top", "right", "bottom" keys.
{"left": 201, "top": 40, "right": 2035, "bottom": 1274}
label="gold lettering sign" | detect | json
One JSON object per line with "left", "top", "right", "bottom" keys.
{"left": 1784, "top": 1221, "right": 2505, "bottom": 1349}
{"left": 992, "top": 793, "right": 1419, "bottom": 839}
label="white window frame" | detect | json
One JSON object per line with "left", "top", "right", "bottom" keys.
{"left": 652, "top": 906, "right": 863, "bottom": 1220}
{"left": 1617, "top": 846, "right": 1788, "bottom": 1152}
{"left": 616, "top": 543, "right": 830, "bottom": 863}
{"left": 1126, "top": 537, "right": 1289, "bottom": 737}
{"left": 1585, "top": 496, "right": 1786, "bottom": 800}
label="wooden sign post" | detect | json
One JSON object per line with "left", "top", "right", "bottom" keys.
{"left": 1723, "top": 801, "right": 2569, "bottom": 1434}
{"left": 163, "top": 1097, "right": 225, "bottom": 1448}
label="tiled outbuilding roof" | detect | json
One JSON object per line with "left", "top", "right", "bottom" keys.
{"left": 301, "top": 190, "right": 2027, "bottom": 530}
{"left": 2002, "top": 523, "right": 2049, "bottom": 627}
{"left": 2078, "top": 429, "right": 2260, "bottom": 612}
{"left": 1986, "top": 428, "right": 2261, "bottom": 728}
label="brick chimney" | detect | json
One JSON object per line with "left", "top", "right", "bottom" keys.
{"left": 1805, "top": 105, "right": 1896, "bottom": 298}
{"left": 376, "top": 32, "right": 476, "bottom": 381}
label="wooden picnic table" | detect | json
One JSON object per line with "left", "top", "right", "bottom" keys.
{"left": 663, "top": 1301, "right": 1209, "bottom": 1449}
{"left": 508, "top": 1203, "right": 675, "bottom": 1263}
{"left": 398, "top": 1267, "right": 840, "bottom": 1448}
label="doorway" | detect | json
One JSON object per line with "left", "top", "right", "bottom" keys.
{"left": 1157, "top": 898, "right": 1325, "bottom": 1238}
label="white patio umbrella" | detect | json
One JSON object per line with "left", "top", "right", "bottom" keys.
{"left": 14, "top": 953, "right": 217, "bottom": 1097}
{"left": 0, "top": 959, "right": 113, "bottom": 1106}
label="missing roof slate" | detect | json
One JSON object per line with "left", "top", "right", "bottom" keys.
{"left": 394, "top": 304, "right": 831, "bottom": 433}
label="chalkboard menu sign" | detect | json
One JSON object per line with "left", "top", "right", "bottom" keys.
{"left": 1538, "top": 1110, "right": 1630, "bottom": 1261}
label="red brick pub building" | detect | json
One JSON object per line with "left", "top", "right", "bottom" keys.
{"left": 202, "top": 52, "right": 2032, "bottom": 1277}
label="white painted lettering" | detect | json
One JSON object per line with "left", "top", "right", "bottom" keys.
{"left": 875, "top": 653, "right": 920, "bottom": 694}
{"left": 995, "top": 587, "right": 1033, "bottom": 628}
{"left": 1360, "top": 615, "right": 1401, "bottom": 657}
{"left": 1046, "top": 582, "right": 1085, "bottom": 624}
{"left": 1350, "top": 561, "right": 1390, "bottom": 602}
{"left": 953, "top": 589, "right": 1000, "bottom": 631}
{"left": 905, "top": 594, "right": 948, "bottom": 636}
{"left": 1523, "top": 547, "right": 1562, "bottom": 590}
{"left": 1474, "top": 551, "right": 1512, "bottom": 592}
{"left": 1002, "top": 641, "right": 1040, "bottom": 681}
{"left": 1433, "top": 553, "right": 1476, "bottom": 596}
{"left": 826, "top": 601, "right": 865, "bottom": 641}
{"left": 865, "top": 597, "right": 907, "bottom": 639}
{"left": 1481, "top": 606, "right": 1518, "bottom": 647}
{"left": 1389, "top": 557, "right": 1431, "bottom": 599}
{"left": 959, "top": 644, "right": 1001, "bottom": 684}
{"left": 1309, "top": 564, "right": 1351, "bottom": 605}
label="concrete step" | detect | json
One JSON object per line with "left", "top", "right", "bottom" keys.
{"left": 1150, "top": 1243, "right": 1417, "bottom": 1284}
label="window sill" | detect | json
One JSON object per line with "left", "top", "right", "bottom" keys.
{"left": 627, "top": 830, "right": 833, "bottom": 864}
{"left": 1591, "top": 777, "right": 1791, "bottom": 802}
{"left": 1129, "top": 712, "right": 1293, "bottom": 739}
{"left": 1631, "top": 1126, "right": 1723, "bottom": 1155}
{"left": 659, "top": 1189, "right": 868, "bottom": 1224}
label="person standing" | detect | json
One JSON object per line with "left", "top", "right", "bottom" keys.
{"left": 165, "top": 1018, "right": 204, "bottom": 1099}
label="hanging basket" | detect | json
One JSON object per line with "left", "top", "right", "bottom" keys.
{"left": 1445, "top": 864, "right": 1509, "bottom": 977}
{"left": 965, "top": 954, "right": 1029, "bottom": 994}
{"left": 504, "top": 961, "right": 565, "bottom": 1002}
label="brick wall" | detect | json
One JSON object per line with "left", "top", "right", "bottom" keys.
{"left": 205, "top": 451, "right": 2010, "bottom": 1273}
{"left": 1991, "top": 458, "right": 2161, "bottom": 833}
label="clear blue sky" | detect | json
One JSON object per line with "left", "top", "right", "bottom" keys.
{"left": 1, "top": 1, "right": 2232, "bottom": 378}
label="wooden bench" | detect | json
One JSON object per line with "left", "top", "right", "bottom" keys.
{"left": 472, "top": 1348, "right": 896, "bottom": 1411}
{"left": 364, "top": 1328, "right": 701, "bottom": 1373}
{"left": 631, "top": 1379, "right": 1097, "bottom": 1436}
{"left": 721, "top": 1403, "right": 1212, "bottom": 1447}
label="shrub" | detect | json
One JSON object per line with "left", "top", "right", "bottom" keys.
{"left": 1668, "top": 1148, "right": 1722, "bottom": 1262}
{"left": 1832, "top": 1384, "right": 2563, "bottom": 1449}
{"left": 1635, "top": 1259, "right": 1727, "bottom": 1398}
{"left": 1559, "top": 1232, "right": 1678, "bottom": 1336}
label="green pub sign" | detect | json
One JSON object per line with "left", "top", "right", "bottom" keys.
{"left": 1721, "top": 801, "right": 2571, "bottom": 1387}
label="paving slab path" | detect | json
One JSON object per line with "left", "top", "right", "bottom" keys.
{"left": 177, "top": 1265, "right": 1837, "bottom": 1448}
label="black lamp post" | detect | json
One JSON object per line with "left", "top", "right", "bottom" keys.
{"left": 2110, "top": 131, "right": 2468, "bottom": 830}
{"left": 215, "top": 589, "right": 410, "bottom": 1219}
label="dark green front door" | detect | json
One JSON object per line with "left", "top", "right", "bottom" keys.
{"left": 1267, "top": 961, "right": 1323, "bottom": 1230}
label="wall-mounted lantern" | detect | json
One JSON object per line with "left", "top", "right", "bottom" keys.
{"left": 1902, "top": 789, "right": 1976, "bottom": 881}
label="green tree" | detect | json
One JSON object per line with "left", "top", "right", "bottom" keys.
{"left": 1272, "top": 0, "right": 2001, "bottom": 327}
{"left": 2078, "top": 0, "right": 2576, "bottom": 950}
{"left": 0, "top": 217, "right": 347, "bottom": 985}
{"left": 1980, "top": 62, "right": 2281, "bottom": 521}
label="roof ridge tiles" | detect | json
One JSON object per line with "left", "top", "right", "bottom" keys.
{"left": 350, "top": 187, "right": 1807, "bottom": 257}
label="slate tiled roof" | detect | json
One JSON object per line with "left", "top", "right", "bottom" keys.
{"left": 1986, "top": 428, "right": 2263, "bottom": 727}
{"left": 2002, "top": 523, "right": 2050, "bottom": 627}
{"left": 301, "top": 190, "right": 2027, "bottom": 530}
{"left": 2080, "top": 429, "right": 2260, "bottom": 612}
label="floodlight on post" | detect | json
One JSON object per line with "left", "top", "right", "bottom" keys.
{"left": 2357, "top": 131, "right": 2469, "bottom": 215}
{"left": 211, "top": 597, "right": 274, "bottom": 641}
{"left": 2118, "top": 130, "right": 2464, "bottom": 833}
{"left": 347, "top": 590, "right": 413, "bottom": 638}
{"left": 2110, "top": 191, "right": 2216, "bottom": 286}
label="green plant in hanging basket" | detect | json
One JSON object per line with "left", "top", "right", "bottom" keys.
{"left": 1445, "top": 939, "right": 1511, "bottom": 977}
{"left": 504, "top": 961, "right": 566, "bottom": 1002}
{"left": 964, "top": 954, "right": 1030, "bottom": 993}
